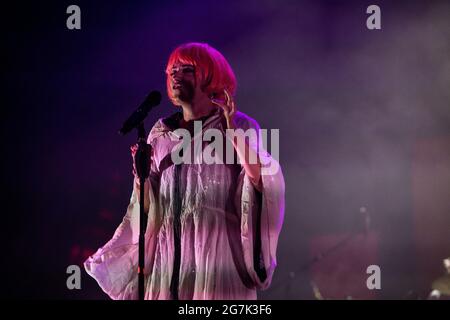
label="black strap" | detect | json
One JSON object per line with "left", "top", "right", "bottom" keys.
{"left": 169, "top": 163, "right": 182, "bottom": 300}
{"left": 253, "top": 189, "right": 267, "bottom": 282}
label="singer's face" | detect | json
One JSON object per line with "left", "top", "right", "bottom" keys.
{"left": 169, "top": 63, "right": 196, "bottom": 104}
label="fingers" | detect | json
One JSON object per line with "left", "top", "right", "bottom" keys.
{"left": 224, "top": 89, "right": 236, "bottom": 117}
{"left": 131, "top": 144, "right": 138, "bottom": 178}
{"left": 224, "top": 89, "right": 229, "bottom": 106}
{"left": 130, "top": 143, "right": 138, "bottom": 156}
{"left": 212, "top": 89, "right": 236, "bottom": 116}
{"left": 134, "top": 176, "right": 140, "bottom": 187}
{"left": 211, "top": 98, "right": 230, "bottom": 114}
{"left": 224, "top": 89, "right": 235, "bottom": 108}
{"left": 224, "top": 89, "right": 231, "bottom": 105}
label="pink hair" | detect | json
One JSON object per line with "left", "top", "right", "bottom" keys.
{"left": 165, "top": 42, "right": 237, "bottom": 105}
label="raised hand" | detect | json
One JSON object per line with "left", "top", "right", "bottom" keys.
{"left": 211, "top": 89, "right": 236, "bottom": 129}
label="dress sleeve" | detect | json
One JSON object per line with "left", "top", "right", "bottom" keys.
{"left": 234, "top": 117, "right": 285, "bottom": 290}
{"left": 83, "top": 136, "right": 161, "bottom": 300}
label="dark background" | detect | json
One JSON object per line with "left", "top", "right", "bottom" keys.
{"left": 2, "top": 0, "right": 449, "bottom": 299}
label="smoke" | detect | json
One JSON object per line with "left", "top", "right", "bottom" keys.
{"left": 221, "top": 0, "right": 450, "bottom": 299}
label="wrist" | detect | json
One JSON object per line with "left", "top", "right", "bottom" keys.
{"left": 226, "top": 117, "right": 236, "bottom": 130}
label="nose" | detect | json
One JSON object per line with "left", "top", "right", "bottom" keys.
{"left": 170, "top": 71, "right": 182, "bottom": 84}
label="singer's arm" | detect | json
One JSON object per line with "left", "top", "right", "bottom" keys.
{"left": 212, "top": 89, "right": 262, "bottom": 192}
{"left": 229, "top": 131, "right": 262, "bottom": 192}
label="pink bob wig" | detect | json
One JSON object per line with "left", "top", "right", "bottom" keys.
{"left": 165, "top": 42, "right": 237, "bottom": 105}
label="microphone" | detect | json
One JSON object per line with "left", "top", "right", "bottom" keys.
{"left": 118, "top": 90, "right": 162, "bottom": 135}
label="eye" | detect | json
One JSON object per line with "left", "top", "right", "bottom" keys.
{"left": 182, "top": 66, "right": 195, "bottom": 74}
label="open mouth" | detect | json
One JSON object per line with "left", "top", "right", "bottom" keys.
{"left": 172, "top": 82, "right": 182, "bottom": 90}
